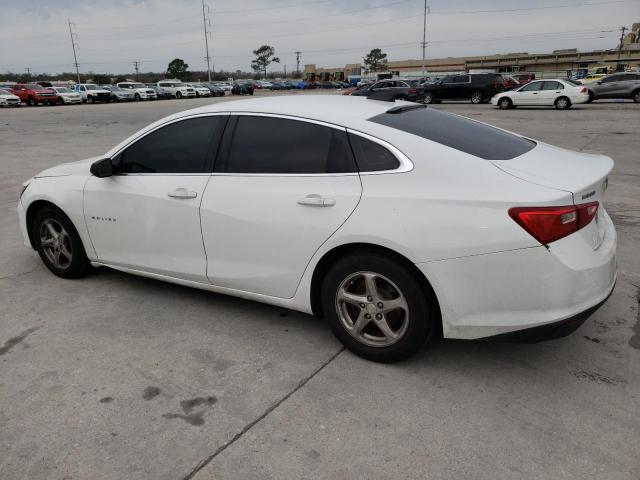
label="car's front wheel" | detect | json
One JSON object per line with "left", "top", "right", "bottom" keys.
{"left": 321, "top": 252, "right": 434, "bottom": 362}
{"left": 554, "top": 96, "right": 571, "bottom": 109}
{"left": 33, "top": 206, "right": 91, "bottom": 279}
{"left": 498, "top": 97, "right": 513, "bottom": 109}
{"left": 633, "top": 89, "right": 640, "bottom": 103}
{"left": 176, "top": 91, "right": 183, "bottom": 99}
{"left": 423, "top": 92, "right": 434, "bottom": 104}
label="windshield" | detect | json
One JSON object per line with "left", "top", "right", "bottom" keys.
{"left": 0, "top": 89, "right": 13, "bottom": 95}
{"left": 85, "top": 85, "right": 98, "bottom": 90}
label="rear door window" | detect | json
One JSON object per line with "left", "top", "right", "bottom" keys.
{"left": 218, "top": 116, "right": 356, "bottom": 174}
{"left": 368, "top": 107, "right": 535, "bottom": 160}
{"left": 541, "top": 81, "right": 563, "bottom": 90}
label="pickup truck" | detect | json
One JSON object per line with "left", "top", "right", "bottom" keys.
{"left": 10, "top": 83, "right": 59, "bottom": 106}
{"left": 73, "top": 84, "right": 112, "bottom": 103}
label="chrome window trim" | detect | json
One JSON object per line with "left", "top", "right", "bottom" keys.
{"left": 346, "top": 128, "right": 414, "bottom": 175}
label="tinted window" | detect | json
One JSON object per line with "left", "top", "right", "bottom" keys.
{"left": 118, "top": 116, "right": 225, "bottom": 173}
{"left": 520, "top": 82, "right": 542, "bottom": 91}
{"left": 442, "top": 76, "right": 455, "bottom": 83}
{"left": 219, "top": 116, "right": 356, "bottom": 174}
{"left": 454, "top": 75, "right": 470, "bottom": 83}
{"left": 541, "top": 81, "right": 563, "bottom": 90}
{"left": 349, "top": 134, "right": 400, "bottom": 172}
{"left": 601, "top": 76, "right": 616, "bottom": 83}
{"left": 368, "top": 107, "right": 535, "bottom": 160}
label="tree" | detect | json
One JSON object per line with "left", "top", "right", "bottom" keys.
{"left": 251, "top": 45, "right": 280, "bottom": 79}
{"left": 92, "top": 73, "right": 111, "bottom": 85}
{"left": 363, "top": 48, "right": 388, "bottom": 73}
{"left": 166, "top": 58, "right": 189, "bottom": 80}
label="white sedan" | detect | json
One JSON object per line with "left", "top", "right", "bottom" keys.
{"left": 492, "top": 79, "right": 590, "bottom": 109}
{"left": 17, "top": 96, "right": 616, "bottom": 362}
{"left": 0, "top": 88, "right": 21, "bottom": 106}
{"left": 185, "top": 83, "right": 212, "bottom": 97}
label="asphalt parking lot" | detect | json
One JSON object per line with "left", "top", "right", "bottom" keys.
{"left": 1, "top": 92, "right": 639, "bottom": 480}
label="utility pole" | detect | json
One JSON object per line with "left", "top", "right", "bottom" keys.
{"left": 284, "top": 64, "right": 287, "bottom": 77}
{"left": 617, "top": 25, "right": 628, "bottom": 67}
{"left": 295, "top": 51, "right": 301, "bottom": 76}
{"left": 201, "top": 0, "right": 213, "bottom": 82}
{"left": 133, "top": 61, "right": 140, "bottom": 81}
{"left": 24, "top": 67, "right": 31, "bottom": 78}
{"left": 67, "top": 18, "right": 81, "bottom": 84}
{"left": 421, "top": 2, "right": 429, "bottom": 80}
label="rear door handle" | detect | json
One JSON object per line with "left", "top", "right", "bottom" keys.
{"left": 297, "top": 194, "right": 335, "bottom": 207}
{"left": 168, "top": 188, "right": 198, "bottom": 199}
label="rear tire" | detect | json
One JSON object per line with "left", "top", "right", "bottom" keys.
{"left": 321, "top": 252, "right": 434, "bottom": 363}
{"left": 470, "top": 91, "right": 483, "bottom": 104}
{"left": 633, "top": 89, "right": 640, "bottom": 103}
{"left": 33, "top": 206, "right": 92, "bottom": 279}
{"left": 554, "top": 96, "right": 571, "bottom": 109}
{"left": 423, "top": 92, "right": 434, "bottom": 104}
{"left": 27, "top": 97, "right": 36, "bottom": 106}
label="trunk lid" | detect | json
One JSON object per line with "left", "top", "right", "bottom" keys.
{"left": 492, "top": 142, "right": 613, "bottom": 249}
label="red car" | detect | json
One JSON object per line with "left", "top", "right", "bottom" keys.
{"left": 10, "top": 83, "right": 59, "bottom": 106}
{"left": 512, "top": 73, "right": 536, "bottom": 85}
{"left": 503, "top": 76, "right": 521, "bottom": 90}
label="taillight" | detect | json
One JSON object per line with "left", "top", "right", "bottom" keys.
{"left": 408, "top": 87, "right": 418, "bottom": 93}
{"left": 508, "top": 202, "right": 598, "bottom": 245}
{"left": 580, "top": 87, "right": 588, "bottom": 94}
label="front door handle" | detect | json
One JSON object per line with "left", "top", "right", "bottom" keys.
{"left": 168, "top": 188, "right": 198, "bottom": 199}
{"left": 297, "top": 194, "right": 336, "bottom": 207}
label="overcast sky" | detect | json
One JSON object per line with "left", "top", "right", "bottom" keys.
{"left": 0, "top": 0, "right": 638, "bottom": 75}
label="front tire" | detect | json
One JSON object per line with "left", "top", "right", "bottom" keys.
{"left": 554, "top": 96, "right": 571, "bottom": 109}
{"left": 87, "top": 96, "right": 94, "bottom": 104}
{"left": 498, "top": 97, "right": 513, "bottom": 109}
{"left": 321, "top": 252, "right": 434, "bottom": 363}
{"left": 633, "top": 89, "right": 640, "bottom": 103}
{"left": 33, "top": 206, "right": 91, "bottom": 279}
{"left": 423, "top": 92, "right": 434, "bottom": 104}
{"left": 470, "top": 91, "right": 483, "bottom": 104}
{"left": 176, "top": 91, "right": 183, "bottom": 99}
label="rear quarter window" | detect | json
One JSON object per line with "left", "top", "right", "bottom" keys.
{"left": 368, "top": 107, "right": 535, "bottom": 160}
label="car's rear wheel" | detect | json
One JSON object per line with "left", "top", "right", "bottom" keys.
{"left": 498, "top": 97, "right": 513, "bottom": 109}
{"left": 321, "top": 252, "right": 433, "bottom": 362}
{"left": 423, "top": 92, "right": 434, "bottom": 104}
{"left": 554, "top": 96, "right": 571, "bottom": 109}
{"left": 470, "top": 91, "right": 483, "bottom": 104}
{"left": 33, "top": 206, "right": 91, "bottom": 279}
{"left": 633, "top": 89, "right": 640, "bottom": 103}
{"left": 27, "top": 97, "right": 36, "bottom": 106}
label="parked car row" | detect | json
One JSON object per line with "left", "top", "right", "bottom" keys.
{"left": 0, "top": 80, "right": 234, "bottom": 107}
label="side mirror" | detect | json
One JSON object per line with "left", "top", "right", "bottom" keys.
{"left": 90, "top": 158, "right": 114, "bottom": 178}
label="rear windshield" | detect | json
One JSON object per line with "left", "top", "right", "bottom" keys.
{"left": 368, "top": 107, "right": 535, "bottom": 160}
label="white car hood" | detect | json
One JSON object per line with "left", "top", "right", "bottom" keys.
{"left": 34, "top": 156, "right": 101, "bottom": 178}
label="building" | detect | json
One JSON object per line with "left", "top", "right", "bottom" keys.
{"left": 304, "top": 23, "right": 640, "bottom": 81}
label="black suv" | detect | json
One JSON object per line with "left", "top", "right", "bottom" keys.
{"left": 350, "top": 79, "right": 425, "bottom": 102}
{"left": 422, "top": 73, "right": 505, "bottom": 104}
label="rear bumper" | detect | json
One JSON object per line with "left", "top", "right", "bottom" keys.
{"left": 417, "top": 209, "right": 617, "bottom": 340}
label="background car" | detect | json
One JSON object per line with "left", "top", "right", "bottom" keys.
{"left": 185, "top": 83, "right": 212, "bottom": 97}
{"left": 48, "top": 86, "right": 82, "bottom": 105}
{"left": 503, "top": 76, "right": 521, "bottom": 90}
{"left": 146, "top": 84, "right": 173, "bottom": 100}
{"left": 73, "top": 84, "right": 111, "bottom": 103}
{"left": 10, "top": 83, "right": 59, "bottom": 106}
{"left": 231, "top": 81, "right": 254, "bottom": 95}
{"left": 117, "top": 82, "right": 157, "bottom": 101}
{"left": 156, "top": 80, "right": 196, "bottom": 99}
{"left": 512, "top": 73, "right": 536, "bottom": 85}
{"left": 202, "top": 83, "right": 225, "bottom": 97}
{"left": 213, "top": 81, "right": 232, "bottom": 92}
{"left": 0, "top": 88, "right": 21, "bottom": 107}
{"left": 422, "top": 73, "right": 505, "bottom": 104}
{"left": 100, "top": 85, "right": 135, "bottom": 102}
{"left": 492, "top": 79, "right": 589, "bottom": 109}
{"left": 584, "top": 72, "right": 640, "bottom": 103}
{"left": 349, "top": 79, "right": 425, "bottom": 102}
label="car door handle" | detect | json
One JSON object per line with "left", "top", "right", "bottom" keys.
{"left": 168, "top": 188, "right": 198, "bottom": 199}
{"left": 297, "top": 194, "right": 335, "bottom": 207}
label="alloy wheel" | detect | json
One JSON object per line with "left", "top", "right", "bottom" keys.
{"left": 39, "top": 219, "right": 73, "bottom": 269}
{"left": 471, "top": 92, "right": 483, "bottom": 104}
{"left": 335, "top": 271, "right": 409, "bottom": 347}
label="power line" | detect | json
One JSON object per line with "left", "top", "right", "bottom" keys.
{"left": 429, "top": 0, "right": 635, "bottom": 15}
{"left": 67, "top": 18, "right": 81, "bottom": 84}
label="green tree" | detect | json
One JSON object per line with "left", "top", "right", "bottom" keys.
{"left": 166, "top": 58, "right": 189, "bottom": 80}
{"left": 251, "top": 45, "right": 280, "bottom": 79}
{"left": 363, "top": 48, "right": 388, "bottom": 73}
{"left": 92, "top": 73, "right": 111, "bottom": 85}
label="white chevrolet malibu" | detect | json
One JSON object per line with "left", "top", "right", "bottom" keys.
{"left": 17, "top": 96, "right": 616, "bottom": 362}
{"left": 492, "top": 79, "right": 590, "bottom": 109}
